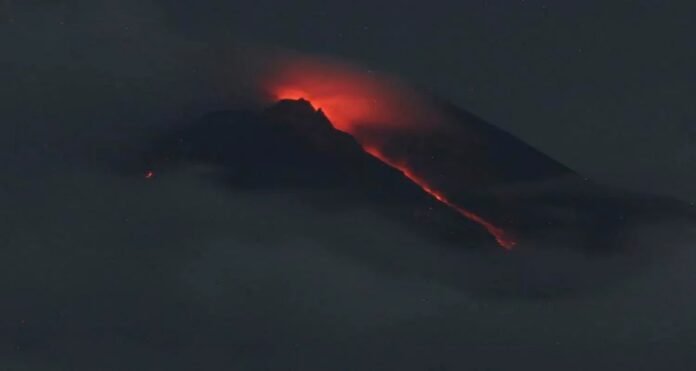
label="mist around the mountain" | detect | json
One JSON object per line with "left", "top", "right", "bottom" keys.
{"left": 2, "top": 1, "right": 696, "bottom": 370}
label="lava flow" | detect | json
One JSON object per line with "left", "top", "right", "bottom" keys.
{"left": 362, "top": 146, "right": 516, "bottom": 250}
{"left": 266, "top": 61, "right": 516, "bottom": 249}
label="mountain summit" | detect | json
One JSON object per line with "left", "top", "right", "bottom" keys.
{"left": 136, "top": 99, "right": 693, "bottom": 255}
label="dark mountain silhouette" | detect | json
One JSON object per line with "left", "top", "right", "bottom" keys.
{"left": 137, "top": 99, "right": 499, "bottom": 247}
{"left": 143, "top": 99, "right": 445, "bottom": 204}
{"left": 135, "top": 98, "right": 694, "bottom": 252}
{"left": 120, "top": 98, "right": 696, "bottom": 297}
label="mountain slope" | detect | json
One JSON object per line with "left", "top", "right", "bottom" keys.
{"left": 133, "top": 99, "right": 694, "bottom": 256}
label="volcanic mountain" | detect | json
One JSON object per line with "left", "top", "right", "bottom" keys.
{"left": 135, "top": 98, "right": 694, "bottom": 256}
{"left": 113, "top": 96, "right": 696, "bottom": 298}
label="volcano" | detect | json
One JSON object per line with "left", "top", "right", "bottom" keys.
{"left": 135, "top": 98, "right": 694, "bottom": 257}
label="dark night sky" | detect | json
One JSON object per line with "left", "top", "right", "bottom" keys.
{"left": 1, "top": 1, "right": 696, "bottom": 370}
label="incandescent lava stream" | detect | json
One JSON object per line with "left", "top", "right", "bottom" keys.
{"left": 362, "top": 145, "right": 517, "bottom": 249}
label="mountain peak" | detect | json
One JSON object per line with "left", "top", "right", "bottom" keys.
{"left": 267, "top": 98, "right": 321, "bottom": 118}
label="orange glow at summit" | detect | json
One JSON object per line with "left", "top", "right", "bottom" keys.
{"left": 265, "top": 59, "right": 516, "bottom": 249}
{"left": 266, "top": 58, "right": 441, "bottom": 134}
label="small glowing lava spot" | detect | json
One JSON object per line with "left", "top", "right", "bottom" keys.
{"left": 144, "top": 170, "right": 154, "bottom": 179}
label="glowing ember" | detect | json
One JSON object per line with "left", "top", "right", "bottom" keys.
{"left": 144, "top": 170, "right": 154, "bottom": 179}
